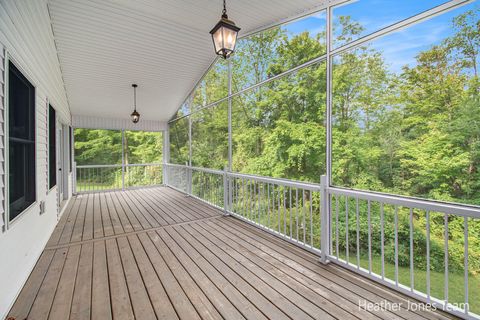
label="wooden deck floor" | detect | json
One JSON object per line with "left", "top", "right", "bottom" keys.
{"left": 8, "top": 187, "right": 456, "bottom": 320}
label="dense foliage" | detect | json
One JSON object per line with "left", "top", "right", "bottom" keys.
{"left": 75, "top": 129, "right": 163, "bottom": 165}
{"left": 169, "top": 4, "right": 480, "bottom": 292}
{"left": 74, "top": 129, "right": 163, "bottom": 189}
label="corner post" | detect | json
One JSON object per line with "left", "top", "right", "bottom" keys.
{"left": 163, "top": 128, "right": 169, "bottom": 186}
{"left": 320, "top": 175, "right": 330, "bottom": 264}
{"left": 223, "top": 167, "right": 230, "bottom": 215}
{"left": 186, "top": 162, "right": 192, "bottom": 195}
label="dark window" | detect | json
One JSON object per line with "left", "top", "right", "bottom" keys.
{"left": 48, "top": 105, "right": 56, "bottom": 189}
{"left": 69, "top": 126, "right": 72, "bottom": 172}
{"left": 8, "top": 62, "right": 36, "bottom": 221}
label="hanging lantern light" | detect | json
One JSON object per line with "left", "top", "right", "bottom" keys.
{"left": 130, "top": 84, "right": 140, "bottom": 123}
{"left": 210, "top": 0, "right": 240, "bottom": 59}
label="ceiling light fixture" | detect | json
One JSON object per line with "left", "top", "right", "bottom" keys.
{"left": 210, "top": 0, "right": 240, "bottom": 59}
{"left": 130, "top": 84, "right": 140, "bottom": 124}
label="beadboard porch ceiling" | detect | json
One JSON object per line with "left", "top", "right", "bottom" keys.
{"left": 47, "top": 0, "right": 333, "bottom": 123}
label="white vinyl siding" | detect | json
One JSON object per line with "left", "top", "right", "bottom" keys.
{"left": 0, "top": 1, "right": 71, "bottom": 318}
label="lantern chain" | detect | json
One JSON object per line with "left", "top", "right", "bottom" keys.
{"left": 222, "top": 0, "right": 227, "bottom": 17}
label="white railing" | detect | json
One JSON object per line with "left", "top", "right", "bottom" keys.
{"left": 75, "top": 163, "right": 163, "bottom": 193}
{"left": 328, "top": 187, "right": 480, "bottom": 319}
{"left": 164, "top": 163, "right": 480, "bottom": 319}
{"left": 163, "top": 163, "right": 188, "bottom": 193}
{"left": 163, "top": 163, "right": 329, "bottom": 258}
{"left": 228, "top": 171, "right": 328, "bottom": 259}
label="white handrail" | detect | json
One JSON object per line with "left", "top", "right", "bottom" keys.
{"left": 77, "top": 164, "right": 122, "bottom": 169}
{"left": 228, "top": 171, "right": 321, "bottom": 190}
{"left": 329, "top": 186, "right": 480, "bottom": 219}
{"left": 125, "top": 163, "right": 163, "bottom": 167}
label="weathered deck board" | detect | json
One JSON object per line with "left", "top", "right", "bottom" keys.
{"left": 8, "top": 186, "right": 458, "bottom": 320}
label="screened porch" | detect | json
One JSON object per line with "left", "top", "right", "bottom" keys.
{"left": 1, "top": 0, "right": 479, "bottom": 319}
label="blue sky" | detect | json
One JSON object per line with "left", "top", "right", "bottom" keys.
{"left": 281, "top": 0, "right": 478, "bottom": 73}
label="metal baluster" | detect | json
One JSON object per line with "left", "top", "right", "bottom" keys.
{"left": 356, "top": 197, "right": 360, "bottom": 269}
{"left": 243, "top": 178, "right": 246, "bottom": 217}
{"left": 234, "top": 178, "right": 237, "bottom": 213}
{"left": 426, "top": 210, "right": 431, "bottom": 301}
{"left": 259, "top": 183, "right": 263, "bottom": 226}
{"left": 368, "top": 200, "right": 372, "bottom": 274}
{"left": 319, "top": 191, "right": 322, "bottom": 250}
{"left": 295, "top": 188, "right": 299, "bottom": 242}
{"left": 302, "top": 189, "right": 306, "bottom": 245}
{"left": 346, "top": 196, "right": 349, "bottom": 264}
{"left": 253, "top": 181, "right": 256, "bottom": 222}
{"left": 249, "top": 180, "right": 252, "bottom": 221}
{"left": 277, "top": 186, "right": 281, "bottom": 234}
{"left": 209, "top": 173, "right": 212, "bottom": 204}
{"left": 395, "top": 206, "right": 399, "bottom": 286}
{"left": 245, "top": 179, "right": 248, "bottom": 219}
{"left": 336, "top": 196, "right": 339, "bottom": 260}
{"left": 283, "top": 187, "right": 287, "bottom": 236}
{"left": 330, "top": 193, "right": 334, "bottom": 255}
{"left": 381, "top": 203, "right": 385, "bottom": 280}
{"left": 246, "top": 179, "right": 249, "bottom": 219}
{"left": 309, "top": 190, "right": 313, "bottom": 248}
{"left": 254, "top": 181, "right": 258, "bottom": 224}
{"left": 289, "top": 187, "right": 292, "bottom": 239}
{"left": 444, "top": 213, "right": 449, "bottom": 304}
{"left": 208, "top": 173, "right": 211, "bottom": 204}
{"left": 267, "top": 184, "right": 271, "bottom": 229}
{"left": 410, "top": 208, "right": 414, "bottom": 291}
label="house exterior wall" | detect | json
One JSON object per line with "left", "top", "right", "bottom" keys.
{"left": 0, "top": 1, "right": 72, "bottom": 318}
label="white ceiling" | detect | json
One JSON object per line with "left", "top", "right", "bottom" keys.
{"left": 47, "top": 0, "right": 330, "bottom": 122}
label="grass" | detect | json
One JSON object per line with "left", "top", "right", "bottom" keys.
{"left": 336, "top": 253, "right": 480, "bottom": 315}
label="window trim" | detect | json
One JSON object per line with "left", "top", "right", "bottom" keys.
{"left": 48, "top": 104, "right": 57, "bottom": 191}
{"left": 5, "top": 55, "right": 39, "bottom": 229}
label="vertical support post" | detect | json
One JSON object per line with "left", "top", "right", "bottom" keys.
{"left": 227, "top": 59, "right": 232, "bottom": 171}
{"left": 73, "top": 161, "right": 77, "bottom": 194}
{"left": 163, "top": 128, "right": 169, "bottom": 186}
{"left": 320, "top": 3, "right": 333, "bottom": 266}
{"left": 320, "top": 175, "right": 330, "bottom": 264}
{"left": 121, "top": 129, "right": 125, "bottom": 191}
{"left": 227, "top": 58, "right": 233, "bottom": 211}
{"left": 223, "top": 167, "right": 229, "bottom": 215}
{"left": 188, "top": 115, "right": 192, "bottom": 167}
{"left": 163, "top": 163, "right": 167, "bottom": 186}
{"left": 186, "top": 162, "right": 192, "bottom": 195}
{"left": 325, "top": 6, "right": 332, "bottom": 189}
